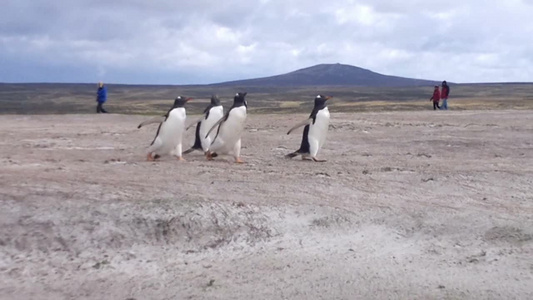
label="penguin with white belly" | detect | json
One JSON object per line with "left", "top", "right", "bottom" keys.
{"left": 204, "top": 92, "right": 248, "bottom": 163}
{"left": 286, "top": 95, "right": 332, "bottom": 162}
{"left": 140, "top": 96, "right": 192, "bottom": 161}
{"left": 183, "top": 95, "right": 224, "bottom": 155}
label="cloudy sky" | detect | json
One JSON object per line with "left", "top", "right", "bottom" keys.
{"left": 1, "top": 0, "right": 533, "bottom": 84}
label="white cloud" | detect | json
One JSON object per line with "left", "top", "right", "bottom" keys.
{"left": 1, "top": 0, "right": 532, "bottom": 83}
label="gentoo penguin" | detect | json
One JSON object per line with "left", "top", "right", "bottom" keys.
{"left": 139, "top": 96, "right": 192, "bottom": 161}
{"left": 205, "top": 92, "right": 248, "bottom": 163}
{"left": 286, "top": 95, "right": 331, "bottom": 162}
{"left": 183, "top": 95, "right": 224, "bottom": 155}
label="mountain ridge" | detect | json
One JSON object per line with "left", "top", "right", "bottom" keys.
{"left": 213, "top": 63, "right": 440, "bottom": 87}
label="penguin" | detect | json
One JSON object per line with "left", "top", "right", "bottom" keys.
{"left": 183, "top": 95, "right": 224, "bottom": 155}
{"left": 204, "top": 92, "right": 248, "bottom": 163}
{"left": 286, "top": 95, "right": 332, "bottom": 162}
{"left": 139, "top": 96, "right": 192, "bottom": 161}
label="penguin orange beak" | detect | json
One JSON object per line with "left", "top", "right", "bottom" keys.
{"left": 325, "top": 96, "right": 332, "bottom": 100}
{"left": 185, "top": 98, "right": 193, "bottom": 101}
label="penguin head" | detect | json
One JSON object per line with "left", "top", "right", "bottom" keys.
{"left": 314, "top": 94, "right": 331, "bottom": 108}
{"left": 210, "top": 95, "right": 221, "bottom": 106}
{"left": 173, "top": 96, "right": 192, "bottom": 108}
{"left": 233, "top": 92, "right": 248, "bottom": 107}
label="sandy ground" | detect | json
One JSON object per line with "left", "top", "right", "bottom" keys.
{"left": 1, "top": 110, "right": 532, "bottom": 300}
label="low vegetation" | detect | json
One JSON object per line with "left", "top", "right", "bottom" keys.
{"left": 0, "top": 83, "right": 532, "bottom": 115}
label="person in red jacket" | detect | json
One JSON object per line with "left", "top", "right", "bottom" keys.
{"left": 430, "top": 85, "right": 441, "bottom": 110}
{"left": 441, "top": 80, "right": 450, "bottom": 110}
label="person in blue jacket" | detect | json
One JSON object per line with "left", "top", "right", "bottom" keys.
{"left": 96, "top": 82, "right": 108, "bottom": 113}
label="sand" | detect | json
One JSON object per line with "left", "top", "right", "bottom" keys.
{"left": 1, "top": 110, "right": 532, "bottom": 299}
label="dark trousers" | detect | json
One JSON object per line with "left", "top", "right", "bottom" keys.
{"left": 97, "top": 102, "right": 108, "bottom": 113}
{"left": 433, "top": 102, "right": 440, "bottom": 110}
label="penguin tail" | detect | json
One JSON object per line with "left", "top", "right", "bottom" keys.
{"left": 182, "top": 148, "right": 196, "bottom": 155}
{"left": 183, "top": 143, "right": 203, "bottom": 155}
{"left": 285, "top": 152, "right": 299, "bottom": 159}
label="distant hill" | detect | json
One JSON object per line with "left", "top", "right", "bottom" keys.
{"left": 213, "top": 63, "right": 439, "bottom": 87}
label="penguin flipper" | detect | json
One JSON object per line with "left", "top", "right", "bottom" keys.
{"left": 205, "top": 116, "right": 226, "bottom": 138}
{"left": 185, "top": 115, "right": 206, "bottom": 131}
{"left": 137, "top": 116, "right": 165, "bottom": 129}
{"left": 287, "top": 119, "right": 311, "bottom": 135}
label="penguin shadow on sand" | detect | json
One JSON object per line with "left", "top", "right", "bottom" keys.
{"left": 137, "top": 93, "right": 249, "bottom": 164}
{"left": 285, "top": 95, "right": 332, "bottom": 163}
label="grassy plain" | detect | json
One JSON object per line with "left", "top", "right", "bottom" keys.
{"left": 1, "top": 83, "right": 532, "bottom": 115}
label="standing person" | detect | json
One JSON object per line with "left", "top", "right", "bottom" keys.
{"left": 430, "top": 85, "right": 441, "bottom": 110}
{"left": 441, "top": 80, "right": 450, "bottom": 110}
{"left": 96, "top": 82, "right": 108, "bottom": 113}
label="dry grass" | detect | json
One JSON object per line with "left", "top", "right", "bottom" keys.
{"left": 0, "top": 82, "right": 532, "bottom": 114}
